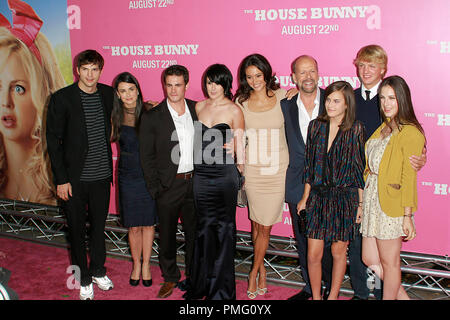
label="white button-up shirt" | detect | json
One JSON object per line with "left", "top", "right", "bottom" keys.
{"left": 297, "top": 88, "right": 321, "bottom": 144}
{"left": 361, "top": 80, "right": 381, "bottom": 100}
{"left": 167, "top": 99, "right": 194, "bottom": 173}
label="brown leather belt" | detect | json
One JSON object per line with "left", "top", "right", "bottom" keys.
{"left": 175, "top": 171, "right": 194, "bottom": 180}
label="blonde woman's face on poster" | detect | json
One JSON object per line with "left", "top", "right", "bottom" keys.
{"left": 0, "top": 52, "right": 37, "bottom": 143}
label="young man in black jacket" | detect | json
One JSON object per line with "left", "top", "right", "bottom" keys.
{"left": 46, "top": 50, "right": 114, "bottom": 300}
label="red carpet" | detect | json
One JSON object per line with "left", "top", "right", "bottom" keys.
{"left": 0, "top": 236, "right": 303, "bottom": 300}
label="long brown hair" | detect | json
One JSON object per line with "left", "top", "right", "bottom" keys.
{"left": 317, "top": 81, "right": 356, "bottom": 132}
{"left": 234, "top": 53, "right": 280, "bottom": 105}
{"left": 111, "top": 72, "right": 145, "bottom": 142}
{"left": 378, "top": 76, "right": 425, "bottom": 137}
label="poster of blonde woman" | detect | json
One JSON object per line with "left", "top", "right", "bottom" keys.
{"left": 0, "top": 0, "right": 71, "bottom": 205}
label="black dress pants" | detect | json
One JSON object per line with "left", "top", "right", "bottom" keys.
{"left": 156, "top": 177, "right": 197, "bottom": 283}
{"left": 63, "top": 179, "right": 110, "bottom": 286}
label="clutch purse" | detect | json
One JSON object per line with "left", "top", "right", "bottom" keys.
{"left": 237, "top": 189, "right": 248, "bottom": 208}
{"left": 298, "top": 209, "right": 307, "bottom": 233}
{"left": 237, "top": 168, "right": 247, "bottom": 208}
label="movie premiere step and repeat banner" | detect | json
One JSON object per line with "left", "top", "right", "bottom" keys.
{"left": 1, "top": 1, "right": 449, "bottom": 256}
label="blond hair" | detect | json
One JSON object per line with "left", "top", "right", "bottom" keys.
{"left": 0, "top": 27, "right": 65, "bottom": 205}
{"left": 353, "top": 44, "right": 388, "bottom": 77}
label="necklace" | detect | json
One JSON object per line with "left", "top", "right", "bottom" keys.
{"left": 124, "top": 107, "right": 136, "bottom": 114}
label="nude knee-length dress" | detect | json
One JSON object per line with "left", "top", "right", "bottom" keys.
{"left": 237, "top": 89, "right": 289, "bottom": 226}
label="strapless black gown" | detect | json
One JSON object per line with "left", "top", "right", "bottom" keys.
{"left": 186, "top": 122, "right": 239, "bottom": 300}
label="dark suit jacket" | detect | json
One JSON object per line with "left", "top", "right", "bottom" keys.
{"left": 280, "top": 89, "right": 325, "bottom": 204}
{"left": 139, "top": 98, "right": 197, "bottom": 199}
{"left": 46, "top": 82, "right": 114, "bottom": 185}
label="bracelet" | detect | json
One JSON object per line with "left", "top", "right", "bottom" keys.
{"left": 404, "top": 214, "right": 414, "bottom": 217}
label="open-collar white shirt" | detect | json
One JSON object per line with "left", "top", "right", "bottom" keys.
{"left": 167, "top": 99, "right": 194, "bottom": 173}
{"left": 361, "top": 80, "right": 382, "bottom": 101}
{"left": 297, "top": 88, "right": 321, "bottom": 144}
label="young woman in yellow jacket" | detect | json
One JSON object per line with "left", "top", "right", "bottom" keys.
{"left": 360, "top": 76, "right": 425, "bottom": 300}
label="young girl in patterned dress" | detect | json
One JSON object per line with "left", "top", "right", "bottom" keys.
{"left": 297, "top": 81, "right": 365, "bottom": 300}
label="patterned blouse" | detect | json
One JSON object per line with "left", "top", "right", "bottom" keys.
{"left": 304, "top": 119, "right": 366, "bottom": 192}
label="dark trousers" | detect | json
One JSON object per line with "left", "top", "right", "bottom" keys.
{"left": 288, "top": 203, "right": 333, "bottom": 294}
{"left": 156, "top": 177, "right": 197, "bottom": 283}
{"left": 63, "top": 179, "right": 110, "bottom": 286}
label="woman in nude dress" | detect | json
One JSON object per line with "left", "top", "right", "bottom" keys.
{"left": 234, "top": 54, "right": 289, "bottom": 299}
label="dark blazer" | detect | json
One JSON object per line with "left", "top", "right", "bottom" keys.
{"left": 46, "top": 82, "right": 114, "bottom": 185}
{"left": 139, "top": 98, "right": 197, "bottom": 199}
{"left": 280, "top": 89, "right": 325, "bottom": 204}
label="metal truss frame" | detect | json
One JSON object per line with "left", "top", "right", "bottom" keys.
{"left": 1, "top": 198, "right": 449, "bottom": 300}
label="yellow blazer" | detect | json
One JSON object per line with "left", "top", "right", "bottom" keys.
{"left": 364, "top": 123, "right": 425, "bottom": 218}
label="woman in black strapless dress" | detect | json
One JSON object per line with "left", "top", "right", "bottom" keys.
{"left": 186, "top": 64, "right": 245, "bottom": 300}
{"left": 111, "top": 72, "right": 157, "bottom": 287}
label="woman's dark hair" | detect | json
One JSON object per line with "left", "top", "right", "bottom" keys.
{"left": 202, "top": 64, "right": 233, "bottom": 100}
{"left": 111, "top": 72, "right": 145, "bottom": 142}
{"left": 234, "top": 53, "right": 280, "bottom": 105}
{"left": 317, "top": 81, "right": 356, "bottom": 132}
{"left": 378, "top": 75, "right": 425, "bottom": 136}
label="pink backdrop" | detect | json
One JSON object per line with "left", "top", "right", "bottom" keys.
{"left": 67, "top": 0, "right": 450, "bottom": 256}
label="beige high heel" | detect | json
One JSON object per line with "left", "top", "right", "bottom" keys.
{"left": 257, "top": 271, "right": 267, "bottom": 295}
{"left": 257, "top": 287, "right": 268, "bottom": 295}
{"left": 247, "top": 275, "right": 258, "bottom": 299}
{"left": 247, "top": 289, "right": 258, "bottom": 299}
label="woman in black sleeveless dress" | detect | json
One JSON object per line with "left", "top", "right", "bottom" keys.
{"left": 186, "top": 64, "right": 245, "bottom": 300}
{"left": 111, "top": 72, "right": 157, "bottom": 287}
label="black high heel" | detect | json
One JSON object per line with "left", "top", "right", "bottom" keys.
{"left": 142, "top": 263, "right": 152, "bottom": 287}
{"left": 129, "top": 278, "right": 140, "bottom": 286}
{"left": 142, "top": 279, "right": 153, "bottom": 287}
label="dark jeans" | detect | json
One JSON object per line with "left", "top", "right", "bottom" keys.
{"left": 63, "top": 179, "right": 110, "bottom": 286}
{"left": 288, "top": 203, "right": 332, "bottom": 294}
{"left": 156, "top": 177, "right": 197, "bottom": 283}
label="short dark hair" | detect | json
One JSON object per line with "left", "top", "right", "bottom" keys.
{"left": 202, "top": 64, "right": 233, "bottom": 100}
{"left": 162, "top": 64, "right": 189, "bottom": 84}
{"left": 234, "top": 53, "right": 280, "bottom": 104}
{"left": 318, "top": 81, "right": 356, "bottom": 132}
{"left": 76, "top": 49, "right": 104, "bottom": 70}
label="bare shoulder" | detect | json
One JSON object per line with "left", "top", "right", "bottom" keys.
{"left": 274, "top": 88, "right": 287, "bottom": 101}
{"left": 195, "top": 99, "right": 207, "bottom": 112}
{"left": 227, "top": 100, "right": 244, "bottom": 116}
{"left": 227, "top": 100, "right": 242, "bottom": 113}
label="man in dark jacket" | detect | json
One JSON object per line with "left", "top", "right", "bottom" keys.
{"left": 139, "top": 65, "right": 197, "bottom": 299}
{"left": 281, "top": 55, "right": 332, "bottom": 300}
{"left": 46, "top": 50, "right": 114, "bottom": 300}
